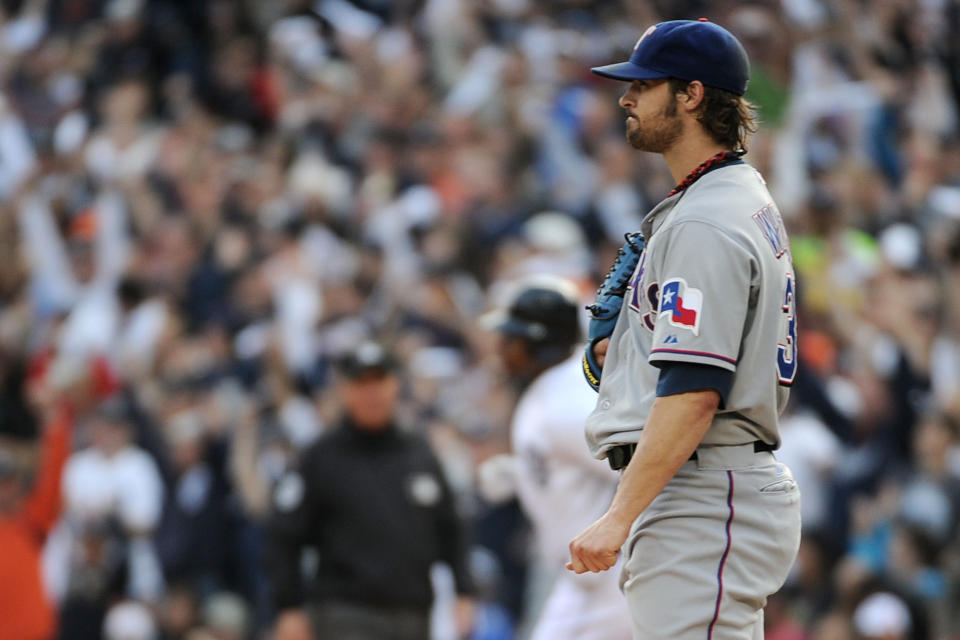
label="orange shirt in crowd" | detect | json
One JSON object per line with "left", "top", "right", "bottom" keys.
{"left": 0, "top": 408, "right": 73, "bottom": 640}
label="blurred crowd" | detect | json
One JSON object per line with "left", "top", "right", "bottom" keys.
{"left": 1, "top": 0, "right": 960, "bottom": 638}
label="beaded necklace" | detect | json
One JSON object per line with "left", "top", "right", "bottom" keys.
{"left": 667, "top": 149, "right": 745, "bottom": 197}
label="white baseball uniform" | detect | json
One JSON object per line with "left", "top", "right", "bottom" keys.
{"left": 512, "top": 352, "right": 632, "bottom": 640}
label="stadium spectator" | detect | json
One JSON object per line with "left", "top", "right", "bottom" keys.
{"left": 0, "top": 405, "right": 72, "bottom": 640}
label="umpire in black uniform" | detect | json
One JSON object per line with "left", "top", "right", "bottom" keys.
{"left": 267, "top": 341, "right": 475, "bottom": 640}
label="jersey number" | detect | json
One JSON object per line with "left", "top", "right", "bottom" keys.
{"left": 777, "top": 273, "right": 797, "bottom": 385}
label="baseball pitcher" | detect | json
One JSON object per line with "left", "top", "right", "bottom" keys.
{"left": 567, "top": 19, "right": 802, "bottom": 639}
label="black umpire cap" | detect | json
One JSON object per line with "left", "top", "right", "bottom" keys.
{"left": 335, "top": 341, "right": 399, "bottom": 379}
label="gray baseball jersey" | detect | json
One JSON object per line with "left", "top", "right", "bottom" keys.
{"left": 586, "top": 162, "right": 796, "bottom": 456}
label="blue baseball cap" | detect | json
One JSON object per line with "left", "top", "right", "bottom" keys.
{"left": 591, "top": 19, "right": 750, "bottom": 96}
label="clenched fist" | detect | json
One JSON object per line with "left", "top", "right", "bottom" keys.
{"left": 566, "top": 512, "right": 632, "bottom": 574}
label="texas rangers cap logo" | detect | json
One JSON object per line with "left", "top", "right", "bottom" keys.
{"left": 658, "top": 278, "right": 702, "bottom": 335}
{"left": 633, "top": 25, "right": 657, "bottom": 53}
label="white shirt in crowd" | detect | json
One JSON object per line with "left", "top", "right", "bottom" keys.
{"left": 43, "top": 444, "right": 165, "bottom": 603}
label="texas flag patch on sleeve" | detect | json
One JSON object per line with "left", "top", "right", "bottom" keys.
{"left": 659, "top": 278, "right": 702, "bottom": 335}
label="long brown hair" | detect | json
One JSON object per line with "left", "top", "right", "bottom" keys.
{"left": 669, "top": 78, "right": 758, "bottom": 152}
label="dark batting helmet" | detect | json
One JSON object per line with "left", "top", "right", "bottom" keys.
{"left": 483, "top": 280, "right": 582, "bottom": 353}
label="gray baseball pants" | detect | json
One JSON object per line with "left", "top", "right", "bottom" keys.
{"left": 620, "top": 443, "right": 802, "bottom": 639}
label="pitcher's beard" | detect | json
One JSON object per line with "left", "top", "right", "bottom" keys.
{"left": 626, "top": 99, "right": 683, "bottom": 153}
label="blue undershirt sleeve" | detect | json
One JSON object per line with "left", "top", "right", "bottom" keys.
{"left": 655, "top": 361, "right": 733, "bottom": 408}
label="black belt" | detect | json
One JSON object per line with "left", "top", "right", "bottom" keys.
{"left": 606, "top": 440, "right": 776, "bottom": 471}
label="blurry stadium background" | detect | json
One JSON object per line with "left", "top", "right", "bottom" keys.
{"left": 1, "top": 0, "right": 960, "bottom": 638}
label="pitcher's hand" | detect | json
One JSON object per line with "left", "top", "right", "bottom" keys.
{"left": 566, "top": 512, "right": 631, "bottom": 573}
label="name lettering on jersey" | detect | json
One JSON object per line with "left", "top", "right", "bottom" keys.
{"left": 522, "top": 447, "right": 549, "bottom": 487}
{"left": 752, "top": 204, "right": 788, "bottom": 258}
{"left": 658, "top": 278, "right": 702, "bottom": 335}
{"left": 627, "top": 252, "right": 647, "bottom": 313}
{"left": 643, "top": 283, "right": 659, "bottom": 331}
{"left": 627, "top": 253, "right": 662, "bottom": 331}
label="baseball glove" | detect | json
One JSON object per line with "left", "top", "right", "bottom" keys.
{"left": 583, "top": 232, "right": 645, "bottom": 391}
